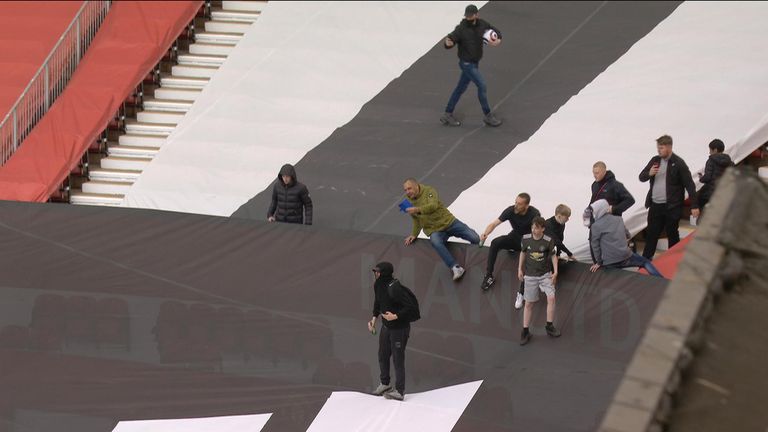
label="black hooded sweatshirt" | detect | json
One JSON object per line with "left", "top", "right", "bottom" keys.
{"left": 590, "top": 170, "right": 636, "bottom": 216}
{"left": 268, "top": 164, "right": 313, "bottom": 225}
{"left": 698, "top": 153, "right": 733, "bottom": 201}
{"left": 372, "top": 262, "right": 415, "bottom": 329}
{"left": 445, "top": 18, "right": 501, "bottom": 63}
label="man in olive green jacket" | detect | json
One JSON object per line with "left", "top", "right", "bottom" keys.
{"left": 402, "top": 178, "right": 480, "bottom": 280}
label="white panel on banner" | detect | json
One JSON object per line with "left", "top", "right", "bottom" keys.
{"left": 112, "top": 413, "right": 271, "bottom": 432}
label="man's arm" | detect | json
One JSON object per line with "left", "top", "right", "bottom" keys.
{"left": 445, "top": 25, "right": 461, "bottom": 49}
{"left": 416, "top": 187, "right": 440, "bottom": 214}
{"left": 678, "top": 158, "right": 699, "bottom": 209}
{"left": 267, "top": 185, "right": 278, "bottom": 219}
{"left": 481, "top": 218, "right": 502, "bottom": 241}
{"left": 409, "top": 216, "right": 422, "bottom": 239}
{"left": 639, "top": 158, "right": 656, "bottom": 182}
{"left": 699, "top": 158, "right": 716, "bottom": 185}
{"left": 517, "top": 246, "right": 525, "bottom": 281}
{"left": 612, "top": 181, "right": 636, "bottom": 215}
{"left": 589, "top": 231, "right": 602, "bottom": 265}
{"left": 301, "top": 186, "right": 313, "bottom": 225}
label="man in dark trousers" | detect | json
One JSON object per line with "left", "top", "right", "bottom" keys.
{"left": 267, "top": 163, "right": 313, "bottom": 225}
{"left": 638, "top": 135, "right": 699, "bottom": 258}
{"left": 440, "top": 4, "right": 502, "bottom": 127}
{"left": 591, "top": 161, "right": 635, "bottom": 216}
{"left": 479, "top": 193, "right": 540, "bottom": 310}
{"left": 368, "top": 262, "right": 418, "bottom": 402}
{"left": 697, "top": 139, "right": 733, "bottom": 214}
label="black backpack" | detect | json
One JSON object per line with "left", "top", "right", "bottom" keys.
{"left": 387, "top": 279, "right": 421, "bottom": 322}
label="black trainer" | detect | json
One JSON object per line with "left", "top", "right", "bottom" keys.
{"left": 480, "top": 273, "right": 495, "bottom": 291}
{"left": 520, "top": 329, "right": 531, "bottom": 346}
{"left": 545, "top": 324, "right": 561, "bottom": 338}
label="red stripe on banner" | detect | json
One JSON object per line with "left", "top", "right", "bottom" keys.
{"left": 0, "top": 1, "right": 201, "bottom": 202}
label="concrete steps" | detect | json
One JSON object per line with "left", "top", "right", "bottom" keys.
{"left": 72, "top": 1, "right": 266, "bottom": 208}
{"left": 222, "top": 1, "right": 268, "bottom": 12}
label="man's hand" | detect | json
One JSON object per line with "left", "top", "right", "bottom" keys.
{"left": 518, "top": 269, "right": 524, "bottom": 281}
{"left": 649, "top": 164, "right": 660, "bottom": 177}
{"left": 367, "top": 317, "right": 376, "bottom": 332}
{"left": 445, "top": 37, "right": 454, "bottom": 48}
{"left": 382, "top": 311, "right": 398, "bottom": 321}
{"left": 489, "top": 38, "right": 501, "bottom": 47}
{"left": 267, "top": 216, "right": 275, "bottom": 222}
{"left": 567, "top": 255, "right": 577, "bottom": 262}
{"left": 404, "top": 236, "right": 416, "bottom": 246}
{"left": 590, "top": 263, "right": 601, "bottom": 273}
{"left": 405, "top": 207, "right": 419, "bottom": 215}
{"left": 691, "top": 208, "right": 700, "bottom": 218}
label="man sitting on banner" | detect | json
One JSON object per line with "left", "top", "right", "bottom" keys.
{"left": 402, "top": 178, "right": 480, "bottom": 281}
{"left": 585, "top": 199, "right": 663, "bottom": 277}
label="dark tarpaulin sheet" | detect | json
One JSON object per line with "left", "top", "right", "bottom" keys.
{"left": 232, "top": 1, "right": 681, "bottom": 235}
{"left": 0, "top": 201, "right": 666, "bottom": 431}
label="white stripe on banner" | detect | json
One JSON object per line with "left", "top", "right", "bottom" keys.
{"left": 123, "top": 1, "right": 486, "bottom": 216}
{"left": 306, "top": 381, "right": 483, "bottom": 432}
{"left": 112, "top": 413, "right": 272, "bottom": 432}
{"left": 449, "top": 1, "right": 768, "bottom": 260}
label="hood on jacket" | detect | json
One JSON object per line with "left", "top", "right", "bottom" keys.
{"left": 373, "top": 262, "right": 394, "bottom": 278}
{"left": 710, "top": 153, "right": 732, "bottom": 167}
{"left": 278, "top": 164, "right": 297, "bottom": 186}
{"left": 591, "top": 199, "right": 611, "bottom": 221}
{"left": 599, "top": 170, "right": 616, "bottom": 184}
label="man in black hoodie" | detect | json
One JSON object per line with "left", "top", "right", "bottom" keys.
{"left": 368, "top": 262, "right": 417, "bottom": 401}
{"left": 267, "top": 164, "right": 313, "bottom": 225}
{"left": 697, "top": 139, "right": 733, "bottom": 214}
{"left": 440, "top": 4, "right": 502, "bottom": 127}
{"left": 591, "top": 161, "right": 635, "bottom": 216}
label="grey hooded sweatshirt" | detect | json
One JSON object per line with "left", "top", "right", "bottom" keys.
{"left": 588, "top": 199, "right": 633, "bottom": 266}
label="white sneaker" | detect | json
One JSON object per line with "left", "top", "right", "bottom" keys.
{"left": 515, "top": 292, "right": 524, "bottom": 309}
{"left": 452, "top": 265, "right": 465, "bottom": 281}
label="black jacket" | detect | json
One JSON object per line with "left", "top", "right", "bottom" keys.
{"left": 268, "top": 164, "right": 313, "bottom": 224}
{"left": 372, "top": 276, "right": 415, "bottom": 329}
{"left": 590, "top": 170, "right": 636, "bottom": 216}
{"left": 544, "top": 216, "right": 573, "bottom": 257}
{"left": 445, "top": 18, "right": 501, "bottom": 63}
{"left": 698, "top": 153, "right": 733, "bottom": 201}
{"left": 638, "top": 153, "right": 698, "bottom": 209}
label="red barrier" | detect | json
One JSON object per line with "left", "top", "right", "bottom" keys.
{"left": 0, "top": 1, "right": 84, "bottom": 119}
{"left": 643, "top": 234, "right": 694, "bottom": 279}
{"left": 0, "top": 1, "right": 201, "bottom": 202}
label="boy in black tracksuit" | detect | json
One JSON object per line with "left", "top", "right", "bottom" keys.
{"left": 697, "top": 139, "right": 733, "bottom": 214}
{"left": 368, "top": 262, "right": 417, "bottom": 401}
{"left": 544, "top": 204, "right": 575, "bottom": 260}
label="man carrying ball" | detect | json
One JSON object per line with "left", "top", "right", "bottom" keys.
{"left": 441, "top": 4, "right": 503, "bottom": 128}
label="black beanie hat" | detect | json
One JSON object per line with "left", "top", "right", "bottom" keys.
{"left": 373, "top": 262, "right": 394, "bottom": 277}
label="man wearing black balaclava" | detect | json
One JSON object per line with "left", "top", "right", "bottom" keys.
{"left": 368, "top": 262, "right": 416, "bottom": 401}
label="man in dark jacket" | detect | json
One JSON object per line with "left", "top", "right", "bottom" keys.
{"left": 591, "top": 161, "right": 635, "bottom": 216}
{"left": 440, "top": 4, "right": 502, "bottom": 128}
{"left": 267, "top": 164, "right": 313, "bottom": 225}
{"left": 368, "top": 262, "right": 417, "bottom": 401}
{"left": 638, "top": 135, "right": 699, "bottom": 258}
{"left": 697, "top": 139, "right": 733, "bottom": 213}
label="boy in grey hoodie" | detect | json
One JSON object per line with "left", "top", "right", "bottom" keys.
{"left": 586, "top": 199, "right": 663, "bottom": 277}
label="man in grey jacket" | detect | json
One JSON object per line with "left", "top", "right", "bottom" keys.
{"left": 585, "top": 199, "right": 663, "bottom": 277}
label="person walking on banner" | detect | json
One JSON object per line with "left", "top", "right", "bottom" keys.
{"left": 267, "top": 163, "right": 313, "bottom": 225}
{"left": 440, "top": 4, "right": 503, "bottom": 127}
{"left": 638, "top": 135, "right": 698, "bottom": 258}
{"left": 368, "top": 262, "right": 420, "bottom": 402}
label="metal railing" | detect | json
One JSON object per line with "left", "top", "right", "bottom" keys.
{"left": 0, "top": 0, "right": 112, "bottom": 166}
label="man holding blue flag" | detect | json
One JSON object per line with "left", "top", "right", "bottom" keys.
{"left": 402, "top": 178, "right": 480, "bottom": 281}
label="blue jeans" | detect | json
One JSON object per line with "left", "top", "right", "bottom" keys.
{"left": 445, "top": 61, "right": 491, "bottom": 115}
{"left": 606, "top": 253, "right": 663, "bottom": 278}
{"left": 429, "top": 219, "right": 481, "bottom": 268}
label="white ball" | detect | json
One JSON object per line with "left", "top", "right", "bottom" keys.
{"left": 483, "top": 29, "right": 498, "bottom": 45}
